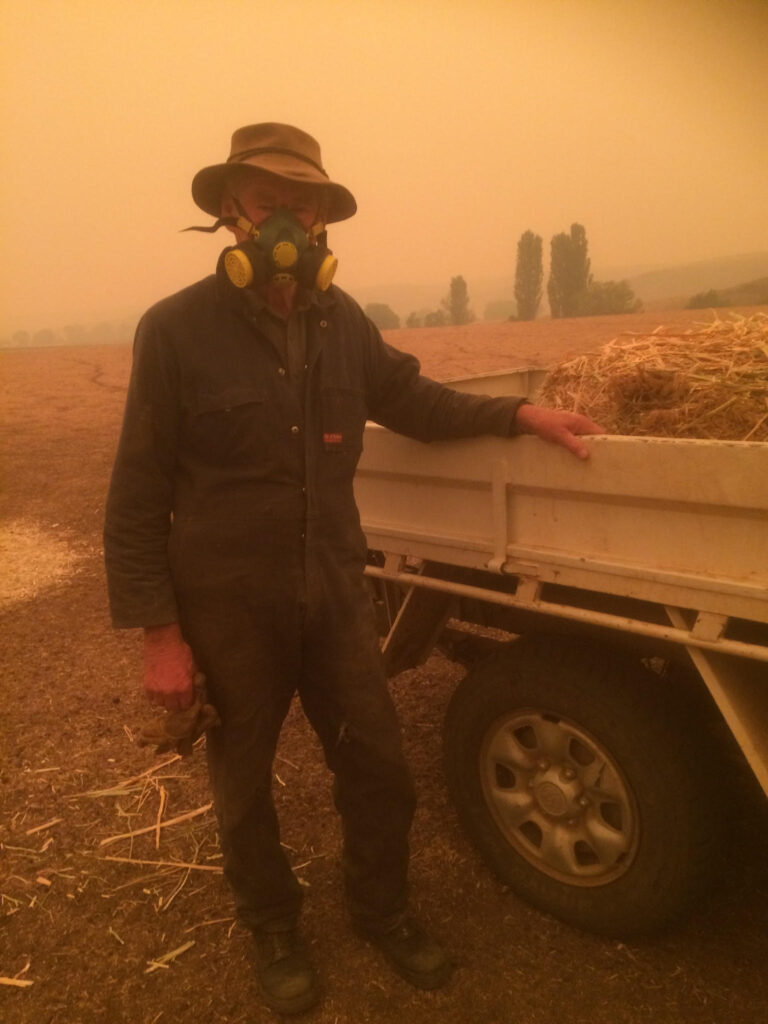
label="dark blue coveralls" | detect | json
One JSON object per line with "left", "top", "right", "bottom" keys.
{"left": 104, "top": 264, "right": 526, "bottom": 932}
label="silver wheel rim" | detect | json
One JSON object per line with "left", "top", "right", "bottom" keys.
{"left": 479, "top": 708, "right": 639, "bottom": 886}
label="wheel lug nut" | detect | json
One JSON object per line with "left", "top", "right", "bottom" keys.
{"left": 579, "top": 796, "right": 590, "bottom": 808}
{"left": 561, "top": 766, "right": 576, "bottom": 781}
{"left": 537, "top": 759, "right": 550, "bottom": 772}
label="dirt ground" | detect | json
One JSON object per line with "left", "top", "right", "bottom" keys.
{"left": 2, "top": 306, "right": 768, "bottom": 1024}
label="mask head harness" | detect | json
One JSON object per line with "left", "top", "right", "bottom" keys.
{"left": 185, "top": 198, "right": 338, "bottom": 292}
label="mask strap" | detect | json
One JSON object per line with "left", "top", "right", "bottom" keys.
{"left": 183, "top": 216, "right": 258, "bottom": 235}
{"left": 183, "top": 194, "right": 259, "bottom": 235}
{"left": 231, "top": 195, "right": 249, "bottom": 218}
{"left": 230, "top": 196, "right": 259, "bottom": 237}
{"left": 182, "top": 216, "right": 237, "bottom": 234}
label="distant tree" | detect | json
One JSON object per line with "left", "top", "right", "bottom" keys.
{"left": 405, "top": 311, "right": 423, "bottom": 328}
{"left": 483, "top": 299, "right": 518, "bottom": 321}
{"left": 686, "top": 288, "right": 726, "bottom": 310}
{"left": 547, "top": 234, "right": 569, "bottom": 317}
{"left": 577, "top": 280, "right": 643, "bottom": 315}
{"left": 441, "top": 275, "right": 475, "bottom": 325}
{"left": 364, "top": 302, "right": 400, "bottom": 330}
{"left": 424, "top": 309, "right": 448, "bottom": 327}
{"left": 547, "top": 223, "right": 591, "bottom": 318}
{"left": 570, "top": 223, "right": 590, "bottom": 293}
{"left": 11, "top": 329, "right": 31, "bottom": 348}
{"left": 514, "top": 230, "right": 543, "bottom": 320}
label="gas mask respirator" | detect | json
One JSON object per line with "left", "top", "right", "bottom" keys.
{"left": 186, "top": 205, "right": 338, "bottom": 292}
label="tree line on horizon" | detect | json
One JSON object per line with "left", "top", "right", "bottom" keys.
{"left": 6, "top": 237, "right": 765, "bottom": 346}
{"left": 534, "top": 223, "right": 642, "bottom": 320}
{"left": 364, "top": 223, "right": 643, "bottom": 331}
{"left": 365, "top": 275, "right": 477, "bottom": 332}
{"left": 1, "top": 318, "right": 138, "bottom": 350}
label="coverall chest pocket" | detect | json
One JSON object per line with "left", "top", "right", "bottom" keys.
{"left": 188, "top": 386, "right": 269, "bottom": 466}
{"left": 321, "top": 387, "right": 367, "bottom": 454}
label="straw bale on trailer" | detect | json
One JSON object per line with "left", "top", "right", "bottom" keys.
{"left": 537, "top": 312, "right": 768, "bottom": 441}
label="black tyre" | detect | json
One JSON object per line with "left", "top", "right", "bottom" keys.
{"left": 443, "top": 635, "right": 725, "bottom": 937}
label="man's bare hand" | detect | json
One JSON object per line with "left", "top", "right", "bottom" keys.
{"left": 143, "top": 623, "right": 197, "bottom": 711}
{"left": 515, "top": 404, "right": 605, "bottom": 459}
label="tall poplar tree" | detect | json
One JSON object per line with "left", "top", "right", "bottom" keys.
{"left": 547, "top": 223, "right": 591, "bottom": 317}
{"left": 514, "top": 230, "right": 543, "bottom": 321}
{"left": 442, "top": 276, "right": 475, "bottom": 325}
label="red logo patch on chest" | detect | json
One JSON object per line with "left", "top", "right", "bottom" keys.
{"left": 324, "top": 432, "right": 343, "bottom": 444}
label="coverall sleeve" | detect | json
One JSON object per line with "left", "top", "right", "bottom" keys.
{"left": 362, "top": 318, "right": 528, "bottom": 441}
{"left": 103, "top": 316, "right": 181, "bottom": 628}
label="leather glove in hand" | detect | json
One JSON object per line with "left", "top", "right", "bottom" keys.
{"left": 137, "top": 678, "right": 221, "bottom": 757}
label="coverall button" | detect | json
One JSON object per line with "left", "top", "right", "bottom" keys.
{"left": 277, "top": 367, "right": 286, "bottom": 376}
{"left": 319, "top": 319, "right": 328, "bottom": 328}
{"left": 291, "top": 425, "right": 300, "bottom": 435}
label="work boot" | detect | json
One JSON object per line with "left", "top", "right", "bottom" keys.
{"left": 355, "top": 916, "right": 452, "bottom": 990}
{"left": 253, "top": 927, "right": 319, "bottom": 1015}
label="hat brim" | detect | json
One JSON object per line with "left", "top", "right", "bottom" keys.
{"left": 192, "top": 161, "right": 357, "bottom": 224}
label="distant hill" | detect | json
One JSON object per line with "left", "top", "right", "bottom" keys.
{"left": 686, "top": 276, "right": 768, "bottom": 309}
{"left": 625, "top": 252, "right": 768, "bottom": 306}
{"left": 348, "top": 252, "right": 768, "bottom": 322}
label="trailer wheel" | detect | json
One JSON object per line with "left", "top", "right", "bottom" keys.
{"left": 443, "top": 635, "right": 724, "bottom": 937}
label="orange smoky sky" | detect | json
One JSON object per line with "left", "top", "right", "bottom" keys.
{"left": 1, "top": 0, "right": 767, "bottom": 334}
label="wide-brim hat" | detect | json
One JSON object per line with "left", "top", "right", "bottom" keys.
{"left": 191, "top": 122, "right": 357, "bottom": 224}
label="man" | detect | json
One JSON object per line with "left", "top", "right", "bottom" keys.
{"left": 104, "top": 122, "right": 602, "bottom": 1014}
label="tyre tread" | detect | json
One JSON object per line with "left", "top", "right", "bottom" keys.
{"left": 443, "top": 635, "right": 725, "bottom": 937}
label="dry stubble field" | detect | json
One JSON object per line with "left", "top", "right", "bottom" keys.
{"left": 2, "top": 307, "right": 768, "bottom": 1024}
